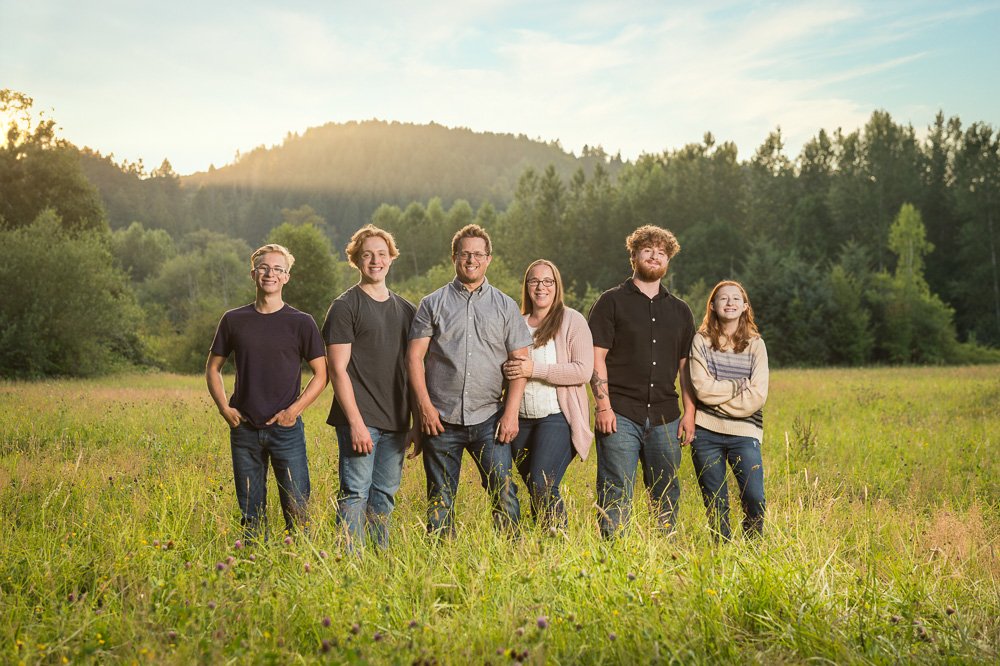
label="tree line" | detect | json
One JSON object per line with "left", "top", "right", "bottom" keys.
{"left": 2, "top": 89, "right": 998, "bottom": 378}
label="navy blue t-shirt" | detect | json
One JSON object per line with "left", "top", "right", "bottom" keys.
{"left": 210, "top": 304, "right": 325, "bottom": 428}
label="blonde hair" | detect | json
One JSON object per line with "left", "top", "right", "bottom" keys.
{"left": 250, "top": 244, "right": 295, "bottom": 271}
{"left": 698, "top": 280, "right": 760, "bottom": 353}
{"left": 451, "top": 224, "right": 492, "bottom": 256}
{"left": 625, "top": 225, "right": 680, "bottom": 260}
{"left": 345, "top": 224, "right": 400, "bottom": 269}
{"left": 519, "top": 259, "right": 566, "bottom": 348}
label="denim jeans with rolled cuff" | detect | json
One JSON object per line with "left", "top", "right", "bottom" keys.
{"left": 690, "top": 426, "right": 765, "bottom": 540}
{"left": 510, "top": 411, "right": 574, "bottom": 528}
{"left": 230, "top": 417, "right": 310, "bottom": 541}
{"left": 595, "top": 413, "right": 681, "bottom": 538}
{"left": 334, "top": 425, "right": 407, "bottom": 550}
{"left": 422, "top": 412, "right": 520, "bottom": 536}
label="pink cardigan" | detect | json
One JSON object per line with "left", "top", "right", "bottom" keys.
{"left": 527, "top": 307, "right": 595, "bottom": 460}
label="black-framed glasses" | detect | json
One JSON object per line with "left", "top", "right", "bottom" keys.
{"left": 254, "top": 265, "right": 288, "bottom": 276}
{"left": 526, "top": 278, "right": 555, "bottom": 288}
{"left": 455, "top": 251, "right": 489, "bottom": 261}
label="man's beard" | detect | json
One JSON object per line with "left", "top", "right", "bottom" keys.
{"left": 635, "top": 263, "right": 667, "bottom": 282}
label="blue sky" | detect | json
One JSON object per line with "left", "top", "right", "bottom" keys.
{"left": 2, "top": 0, "right": 998, "bottom": 175}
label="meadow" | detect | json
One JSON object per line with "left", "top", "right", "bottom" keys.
{"left": 1, "top": 366, "right": 997, "bottom": 664}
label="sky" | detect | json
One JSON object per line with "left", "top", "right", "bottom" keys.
{"left": 2, "top": 0, "right": 999, "bottom": 175}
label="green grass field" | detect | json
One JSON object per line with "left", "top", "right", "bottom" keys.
{"left": 1, "top": 366, "right": 998, "bottom": 664}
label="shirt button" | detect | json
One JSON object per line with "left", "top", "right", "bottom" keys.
{"left": 653, "top": 339, "right": 657, "bottom": 343}
{"left": 650, "top": 383, "right": 654, "bottom": 387}
{"left": 652, "top": 318, "right": 656, "bottom": 322}
{"left": 647, "top": 403, "right": 651, "bottom": 408}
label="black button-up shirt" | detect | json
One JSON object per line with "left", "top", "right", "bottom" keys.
{"left": 588, "top": 278, "right": 695, "bottom": 426}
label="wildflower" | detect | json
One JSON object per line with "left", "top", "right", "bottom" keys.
{"left": 319, "top": 550, "right": 328, "bottom": 559}
{"left": 627, "top": 572, "right": 636, "bottom": 581}
{"left": 234, "top": 539, "right": 243, "bottom": 550}
{"left": 225, "top": 556, "right": 235, "bottom": 566}
{"left": 321, "top": 639, "right": 331, "bottom": 653}
{"left": 284, "top": 535, "right": 293, "bottom": 546}
{"left": 350, "top": 623, "right": 360, "bottom": 635}
{"left": 408, "top": 620, "right": 419, "bottom": 629}
{"left": 167, "top": 630, "right": 177, "bottom": 642}
{"left": 166, "top": 540, "right": 174, "bottom": 549}
{"left": 153, "top": 539, "right": 160, "bottom": 548}
{"left": 249, "top": 554, "right": 256, "bottom": 562}
{"left": 216, "top": 562, "right": 226, "bottom": 571}
{"left": 705, "top": 588, "right": 717, "bottom": 596}
{"left": 322, "top": 616, "right": 331, "bottom": 628}
{"left": 304, "top": 562, "right": 311, "bottom": 573}
{"left": 184, "top": 561, "right": 192, "bottom": 570}
{"left": 373, "top": 631, "right": 383, "bottom": 642}
{"left": 609, "top": 632, "right": 617, "bottom": 641}
{"left": 537, "top": 616, "right": 549, "bottom": 630}
{"left": 208, "top": 601, "right": 217, "bottom": 610}
{"left": 516, "top": 627, "right": 524, "bottom": 636}
{"left": 67, "top": 593, "right": 75, "bottom": 603}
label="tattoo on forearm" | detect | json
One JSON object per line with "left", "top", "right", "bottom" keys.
{"left": 590, "top": 371, "right": 609, "bottom": 400}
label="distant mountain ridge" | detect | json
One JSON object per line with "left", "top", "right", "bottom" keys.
{"left": 169, "top": 119, "right": 622, "bottom": 242}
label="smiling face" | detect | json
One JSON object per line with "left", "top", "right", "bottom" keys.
{"left": 631, "top": 244, "right": 669, "bottom": 282}
{"left": 712, "top": 284, "right": 748, "bottom": 325}
{"left": 251, "top": 251, "right": 290, "bottom": 295}
{"left": 358, "top": 235, "right": 393, "bottom": 285}
{"left": 525, "top": 263, "right": 557, "bottom": 313}
{"left": 453, "top": 236, "right": 492, "bottom": 288}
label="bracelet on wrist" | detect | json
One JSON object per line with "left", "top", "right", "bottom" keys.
{"left": 595, "top": 407, "right": 612, "bottom": 414}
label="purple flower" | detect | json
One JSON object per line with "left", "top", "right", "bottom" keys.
{"left": 627, "top": 572, "right": 636, "bottom": 581}
{"left": 167, "top": 630, "right": 177, "bottom": 641}
{"left": 215, "top": 562, "right": 226, "bottom": 571}
{"left": 234, "top": 539, "right": 243, "bottom": 550}
{"left": 373, "top": 631, "right": 384, "bottom": 642}
{"left": 322, "top": 616, "right": 331, "bottom": 627}
{"left": 537, "top": 616, "right": 549, "bottom": 630}
{"left": 408, "top": 620, "right": 419, "bottom": 629}
{"left": 350, "top": 623, "right": 360, "bottom": 635}
{"left": 304, "top": 562, "right": 311, "bottom": 573}
{"left": 284, "top": 535, "right": 293, "bottom": 545}
{"left": 208, "top": 601, "right": 217, "bottom": 610}
{"left": 321, "top": 639, "right": 331, "bottom": 653}
{"left": 319, "top": 550, "right": 328, "bottom": 559}
{"left": 609, "top": 632, "right": 617, "bottom": 641}
{"left": 184, "top": 561, "right": 192, "bottom": 570}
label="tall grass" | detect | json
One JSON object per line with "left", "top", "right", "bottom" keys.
{"left": 1, "top": 366, "right": 997, "bottom": 663}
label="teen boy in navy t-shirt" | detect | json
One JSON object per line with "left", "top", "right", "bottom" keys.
{"left": 207, "top": 244, "right": 327, "bottom": 540}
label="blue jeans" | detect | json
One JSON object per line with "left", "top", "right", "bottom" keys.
{"left": 596, "top": 413, "right": 682, "bottom": 538}
{"left": 690, "top": 426, "right": 766, "bottom": 540}
{"left": 422, "top": 413, "right": 520, "bottom": 536}
{"left": 230, "top": 418, "right": 310, "bottom": 540}
{"left": 510, "top": 411, "right": 574, "bottom": 528}
{"left": 334, "top": 425, "right": 407, "bottom": 550}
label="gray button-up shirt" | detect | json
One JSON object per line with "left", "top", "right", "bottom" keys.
{"left": 410, "top": 277, "right": 533, "bottom": 426}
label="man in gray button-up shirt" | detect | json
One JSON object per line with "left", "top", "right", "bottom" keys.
{"left": 407, "top": 224, "right": 533, "bottom": 535}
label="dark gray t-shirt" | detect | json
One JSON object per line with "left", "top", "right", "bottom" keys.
{"left": 210, "top": 304, "right": 325, "bottom": 428}
{"left": 322, "top": 285, "right": 416, "bottom": 432}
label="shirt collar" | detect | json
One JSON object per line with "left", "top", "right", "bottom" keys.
{"left": 623, "top": 277, "right": 669, "bottom": 299}
{"left": 450, "top": 275, "right": 490, "bottom": 295}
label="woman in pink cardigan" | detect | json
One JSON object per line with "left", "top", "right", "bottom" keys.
{"left": 502, "top": 259, "right": 594, "bottom": 528}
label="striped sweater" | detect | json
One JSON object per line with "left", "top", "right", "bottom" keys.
{"left": 688, "top": 333, "right": 769, "bottom": 441}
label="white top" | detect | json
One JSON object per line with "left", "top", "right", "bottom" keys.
{"left": 519, "top": 327, "right": 561, "bottom": 419}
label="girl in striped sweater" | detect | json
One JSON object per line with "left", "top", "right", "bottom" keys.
{"left": 688, "top": 280, "right": 769, "bottom": 540}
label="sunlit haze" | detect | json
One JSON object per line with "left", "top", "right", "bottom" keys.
{"left": 3, "top": 0, "right": 998, "bottom": 175}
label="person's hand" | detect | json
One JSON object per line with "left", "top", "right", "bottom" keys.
{"left": 266, "top": 409, "right": 298, "bottom": 428}
{"left": 405, "top": 425, "right": 423, "bottom": 459}
{"left": 419, "top": 402, "right": 444, "bottom": 436}
{"left": 349, "top": 420, "right": 374, "bottom": 455}
{"left": 678, "top": 413, "right": 696, "bottom": 446}
{"left": 502, "top": 358, "right": 534, "bottom": 380}
{"left": 220, "top": 406, "right": 244, "bottom": 428}
{"left": 595, "top": 407, "right": 616, "bottom": 434}
{"left": 496, "top": 412, "right": 519, "bottom": 444}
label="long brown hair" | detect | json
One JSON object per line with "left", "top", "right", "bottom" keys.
{"left": 520, "top": 259, "right": 566, "bottom": 347}
{"left": 699, "top": 280, "right": 759, "bottom": 352}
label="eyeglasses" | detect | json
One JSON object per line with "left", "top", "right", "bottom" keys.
{"left": 526, "top": 278, "right": 555, "bottom": 288}
{"left": 455, "top": 251, "right": 489, "bottom": 261}
{"left": 254, "top": 265, "right": 288, "bottom": 276}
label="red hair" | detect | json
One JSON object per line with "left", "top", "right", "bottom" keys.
{"left": 698, "top": 280, "right": 759, "bottom": 352}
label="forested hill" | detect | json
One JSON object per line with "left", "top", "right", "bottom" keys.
{"left": 80, "top": 120, "right": 622, "bottom": 246}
